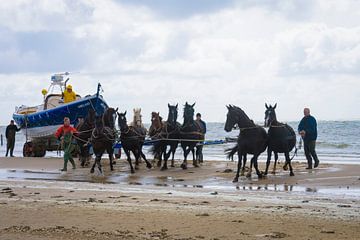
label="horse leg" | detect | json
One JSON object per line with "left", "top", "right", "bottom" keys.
{"left": 108, "top": 148, "right": 114, "bottom": 171}
{"left": 240, "top": 153, "right": 247, "bottom": 176}
{"left": 90, "top": 150, "right": 97, "bottom": 173}
{"left": 264, "top": 148, "right": 272, "bottom": 176}
{"left": 170, "top": 144, "right": 177, "bottom": 167}
{"left": 233, "top": 150, "right": 242, "bottom": 182}
{"left": 272, "top": 152, "right": 279, "bottom": 174}
{"left": 285, "top": 151, "right": 294, "bottom": 176}
{"left": 246, "top": 156, "right": 255, "bottom": 178}
{"left": 253, "top": 155, "right": 263, "bottom": 178}
{"left": 124, "top": 149, "right": 135, "bottom": 173}
{"left": 181, "top": 146, "right": 189, "bottom": 170}
{"left": 282, "top": 151, "right": 289, "bottom": 171}
{"left": 140, "top": 146, "right": 152, "bottom": 169}
{"left": 192, "top": 147, "right": 199, "bottom": 168}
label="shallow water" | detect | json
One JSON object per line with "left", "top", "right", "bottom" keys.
{"left": 1, "top": 168, "right": 359, "bottom": 198}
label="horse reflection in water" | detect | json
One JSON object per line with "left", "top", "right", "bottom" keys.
{"left": 264, "top": 103, "right": 296, "bottom": 176}
{"left": 117, "top": 111, "right": 152, "bottom": 173}
{"left": 225, "top": 105, "right": 267, "bottom": 182}
{"left": 90, "top": 107, "right": 117, "bottom": 174}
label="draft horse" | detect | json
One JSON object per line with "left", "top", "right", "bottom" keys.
{"left": 117, "top": 111, "right": 152, "bottom": 173}
{"left": 264, "top": 103, "right": 296, "bottom": 176}
{"left": 225, "top": 105, "right": 267, "bottom": 182}
{"left": 151, "top": 104, "right": 180, "bottom": 170}
{"left": 76, "top": 108, "right": 96, "bottom": 167}
{"left": 90, "top": 107, "right": 117, "bottom": 174}
{"left": 180, "top": 102, "right": 203, "bottom": 170}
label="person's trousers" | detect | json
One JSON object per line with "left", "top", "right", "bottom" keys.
{"left": 6, "top": 138, "right": 15, "bottom": 156}
{"left": 196, "top": 144, "right": 204, "bottom": 163}
{"left": 63, "top": 142, "right": 76, "bottom": 170}
{"left": 304, "top": 140, "right": 319, "bottom": 168}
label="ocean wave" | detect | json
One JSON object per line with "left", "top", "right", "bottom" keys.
{"left": 317, "top": 142, "right": 351, "bottom": 149}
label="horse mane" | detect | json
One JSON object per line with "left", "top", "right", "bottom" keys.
{"left": 229, "top": 105, "right": 255, "bottom": 127}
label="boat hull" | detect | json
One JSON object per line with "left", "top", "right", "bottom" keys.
{"left": 13, "top": 95, "right": 108, "bottom": 139}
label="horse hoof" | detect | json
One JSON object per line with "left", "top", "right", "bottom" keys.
{"left": 157, "top": 162, "right": 162, "bottom": 168}
{"left": 257, "top": 174, "right": 263, "bottom": 179}
{"left": 111, "top": 168, "right": 114, "bottom": 171}
{"left": 112, "top": 161, "right": 116, "bottom": 165}
{"left": 271, "top": 171, "right": 276, "bottom": 175}
{"left": 146, "top": 164, "right": 152, "bottom": 169}
{"left": 171, "top": 164, "right": 175, "bottom": 167}
{"left": 90, "top": 168, "right": 94, "bottom": 173}
{"left": 131, "top": 169, "right": 135, "bottom": 174}
{"left": 290, "top": 172, "right": 295, "bottom": 176}
{"left": 283, "top": 165, "right": 288, "bottom": 171}
{"left": 246, "top": 173, "right": 252, "bottom": 178}
{"left": 193, "top": 164, "right": 199, "bottom": 168}
{"left": 135, "top": 166, "right": 139, "bottom": 170}
{"left": 181, "top": 164, "right": 187, "bottom": 170}
{"left": 161, "top": 166, "right": 168, "bottom": 171}
{"left": 232, "top": 178, "right": 239, "bottom": 183}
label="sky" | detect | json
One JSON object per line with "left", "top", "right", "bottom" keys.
{"left": 1, "top": 0, "right": 360, "bottom": 125}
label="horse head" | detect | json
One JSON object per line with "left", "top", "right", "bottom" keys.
{"left": 167, "top": 104, "right": 178, "bottom": 125}
{"left": 117, "top": 111, "right": 128, "bottom": 132}
{"left": 95, "top": 115, "right": 104, "bottom": 130}
{"left": 133, "top": 108, "right": 142, "bottom": 127}
{"left": 103, "top": 107, "right": 117, "bottom": 129}
{"left": 183, "top": 102, "right": 195, "bottom": 124}
{"left": 264, "top": 103, "right": 277, "bottom": 127}
{"left": 224, "top": 105, "right": 254, "bottom": 132}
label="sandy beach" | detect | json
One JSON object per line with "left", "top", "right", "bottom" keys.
{"left": 0, "top": 156, "right": 359, "bottom": 240}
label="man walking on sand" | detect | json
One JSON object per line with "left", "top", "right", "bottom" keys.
{"left": 55, "top": 117, "right": 77, "bottom": 171}
{"left": 5, "top": 120, "right": 21, "bottom": 157}
{"left": 298, "top": 108, "right": 319, "bottom": 169}
{"left": 195, "top": 113, "right": 206, "bottom": 163}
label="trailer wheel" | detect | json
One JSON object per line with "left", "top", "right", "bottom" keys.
{"left": 34, "top": 147, "right": 46, "bottom": 157}
{"left": 23, "top": 142, "right": 34, "bottom": 157}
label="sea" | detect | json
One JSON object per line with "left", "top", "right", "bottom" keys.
{"left": 1, "top": 121, "right": 359, "bottom": 165}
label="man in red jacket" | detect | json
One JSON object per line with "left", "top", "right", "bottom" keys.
{"left": 55, "top": 117, "right": 78, "bottom": 171}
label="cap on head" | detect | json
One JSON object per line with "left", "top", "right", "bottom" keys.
{"left": 66, "top": 85, "right": 72, "bottom": 90}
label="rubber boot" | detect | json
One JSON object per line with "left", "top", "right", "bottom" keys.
{"left": 61, "top": 160, "right": 68, "bottom": 171}
{"left": 69, "top": 158, "right": 76, "bottom": 169}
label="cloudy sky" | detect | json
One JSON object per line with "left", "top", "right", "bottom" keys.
{"left": 1, "top": 0, "right": 360, "bottom": 125}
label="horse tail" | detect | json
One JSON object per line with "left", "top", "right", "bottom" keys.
{"left": 225, "top": 144, "right": 238, "bottom": 160}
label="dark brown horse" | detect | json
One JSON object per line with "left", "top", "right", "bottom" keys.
{"left": 264, "top": 103, "right": 296, "bottom": 176}
{"left": 151, "top": 104, "right": 181, "bottom": 170}
{"left": 225, "top": 105, "right": 267, "bottom": 182}
{"left": 76, "top": 109, "right": 96, "bottom": 167}
{"left": 90, "top": 107, "right": 117, "bottom": 174}
{"left": 148, "top": 112, "right": 163, "bottom": 162}
{"left": 180, "top": 102, "right": 203, "bottom": 169}
{"left": 117, "top": 111, "right": 152, "bottom": 173}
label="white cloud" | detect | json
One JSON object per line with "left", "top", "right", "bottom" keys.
{"left": 0, "top": 0, "right": 360, "bottom": 125}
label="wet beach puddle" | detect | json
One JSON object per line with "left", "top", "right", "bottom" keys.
{"left": 0, "top": 169, "right": 359, "bottom": 197}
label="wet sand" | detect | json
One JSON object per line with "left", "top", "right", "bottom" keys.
{"left": 0, "top": 156, "right": 359, "bottom": 240}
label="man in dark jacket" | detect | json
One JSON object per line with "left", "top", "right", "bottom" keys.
{"left": 5, "top": 120, "right": 21, "bottom": 157}
{"left": 298, "top": 108, "right": 319, "bottom": 169}
{"left": 195, "top": 113, "right": 206, "bottom": 163}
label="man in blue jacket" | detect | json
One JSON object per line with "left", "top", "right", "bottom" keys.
{"left": 298, "top": 108, "right": 319, "bottom": 169}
